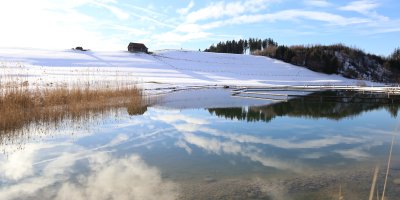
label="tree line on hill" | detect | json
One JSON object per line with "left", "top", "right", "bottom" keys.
{"left": 204, "top": 38, "right": 278, "bottom": 54}
{"left": 204, "top": 38, "right": 400, "bottom": 83}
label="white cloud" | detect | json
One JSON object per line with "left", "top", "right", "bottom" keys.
{"left": 300, "top": 152, "right": 325, "bottom": 159}
{"left": 109, "top": 134, "right": 129, "bottom": 146}
{"left": 202, "top": 9, "right": 371, "bottom": 28}
{"left": 0, "top": 0, "right": 127, "bottom": 50}
{"left": 175, "top": 23, "right": 204, "bottom": 33}
{"left": 150, "top": 113, "right": 209, "bottom": 125}
{"left": 339, "top": 0, "right": 379, "bottom": 15}
{"left": 175, "top": 139, "right": 193, "bottom": 154}
{"left": 185, "top": 0, "right": 277, "bottom": 23}
{"left": 152, "top": 31, "right": 212, "bottom": 47}
{"left": 334, "top": 148, "right": 370, "bottom": 160}
{"left": 0, "top": 152, "right": 178, "bottom": 200}
{"left": 304, "top": 0, "right": 333, "bottom": 7}
{"left": 368, "top": 26, "right": 400, "bottom": 34}
{"left": 0, "top": 0, "right": 397, "bottom": 51}
{"left": 110, "top": 25, "right": 149, "bottom": 36}
{"left": 92, "top": 1, "right": 130, "bottom": 20}
{"left": 151, "top": 112, "right": 370, "bottom": 173}
{"left": 55, "top": 154, "right": 178, "bottom": 200}
{"left": 173, "top": 122, "right": 366, "bottom": 149}
{"left": 127, "top": 12, "right": 176, "bottom": 28}
{"left": 153, "top": 0, "right": 284, "bottom": 47}
{"left": 162, "top": 0, "right": 393, "bottom": 47}
{"left": 0, "top": 134, "right": 178, "bottom": 200}
{"left": 177, "top": 0, "right": 195, "bottom": 15}
{"left": 0, "top": 143, "right": 54, "bottom": 180}
{"left": 125, "top": 4, "right": 168, "bottom": 17}
{"left": 182, "top": 133, "right": 304, "bottom": 172}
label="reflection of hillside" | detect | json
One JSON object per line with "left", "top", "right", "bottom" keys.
{"left": 209, "top": 91, "right": 400, "bottom": 122}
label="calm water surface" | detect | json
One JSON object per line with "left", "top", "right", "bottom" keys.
{"left": 1, "top": 89, "right": 400, "bottom": 200}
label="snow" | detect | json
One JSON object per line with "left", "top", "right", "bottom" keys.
{"left": 0, "top": 48, "right": 375, "bottom": 91}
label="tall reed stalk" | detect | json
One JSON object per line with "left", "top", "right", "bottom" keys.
{"left": 381, "top": 122, "right": 399, "bottom": 200}
{"left": 369, "top": 166, "right": 379, "bottom": 200}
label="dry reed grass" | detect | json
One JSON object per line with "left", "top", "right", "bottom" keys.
{"left": 0, "top": 79, "right": 148, "bottom": 139}
{"left": 365, "top": 121, "right": 399, "bottom": 200}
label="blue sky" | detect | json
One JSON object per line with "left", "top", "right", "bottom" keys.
{"left": 0, "top": 0, "right": 399, "bottom": 55}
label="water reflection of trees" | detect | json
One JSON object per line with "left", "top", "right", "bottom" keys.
{"left": 209, "top": 91, "right": 400, "bottom": 122}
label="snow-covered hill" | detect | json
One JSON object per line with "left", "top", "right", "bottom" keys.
{"left": 0, "top": 48, "right": 371, "bottom": 90}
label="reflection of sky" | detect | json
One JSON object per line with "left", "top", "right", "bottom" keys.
{"left": 0, "top": 106, "right": 399, "bottom": 199}
{"left": 0, "top": 135, "right": 178, "bottom": 200}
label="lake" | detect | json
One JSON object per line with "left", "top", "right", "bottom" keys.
{"left": 1, "top": 88, "right": 400, "bottom": 200}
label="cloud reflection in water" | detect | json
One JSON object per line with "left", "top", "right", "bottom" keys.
{"left": 56, "top": 153, "right": 178, "bottom": 200}
{"left": 0, "top": 103, "right": 398, "bottom": 199}
{"left": 0, "top": 134, "right": 178, "bottom": 200}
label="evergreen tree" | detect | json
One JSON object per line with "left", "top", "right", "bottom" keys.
{"left": 248, "top": 38, "right": 253, "bottom": 53}
{"left": 267, "top": 38, "right": 277, "bottom": 47}
{"left": 238, "top": 39, "right": 244, "bottom": 54}
{"left": 392, "top": 48, "right": 400, "bottom": 60}
{"left": 262, "top": 39, "right": 268, "bottom": 50}
{"left": 244, "top": 40, "right": 248, "bottom": 54}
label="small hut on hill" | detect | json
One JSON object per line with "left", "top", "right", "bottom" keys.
{"left": 73, "top": 46, "right": 88, "bottom": 51}
{"left": 128, "top": 43, "right": 148, "bottom": 53}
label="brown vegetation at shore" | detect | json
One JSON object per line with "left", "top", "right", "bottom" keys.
{"left": 0, "top": 80, "right": 147, "bottom": 137}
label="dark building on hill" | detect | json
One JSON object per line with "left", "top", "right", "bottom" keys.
{"left": 128, "top": 43, "right": 148, "bottom": 53}
{"left": 74, "top": 46, "right": 88, "bottom": 51}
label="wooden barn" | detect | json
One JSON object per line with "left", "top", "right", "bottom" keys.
{"left": 128, "top": 42, "right": 148, "bottom": 53}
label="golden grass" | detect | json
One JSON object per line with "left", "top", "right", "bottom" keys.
{"left": 0, "top": 80, "right": 148, "bottom": 138}
{"left": 369, "top": 166, "right": 379, "bottom": 200}
{"left": 366, "top": 121, "right": 399, "bottom": 200}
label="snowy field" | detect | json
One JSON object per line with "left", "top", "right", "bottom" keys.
{"left": 0, "top": 48, "right": 374, "bottom": 92}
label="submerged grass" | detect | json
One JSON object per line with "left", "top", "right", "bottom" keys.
{"left": 380, "top": 122, "right": 398, "bottom": 200}
{"left": 0, "top": 79, "right": 148, "bottom": 140}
